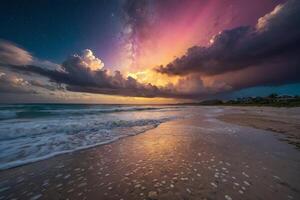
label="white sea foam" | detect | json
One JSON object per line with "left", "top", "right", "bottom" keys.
{"left": 0, "top": 105, "right": 185, "bottom": 170}
{"left": 0, "top": 105, "right": 230, "bottom": 170}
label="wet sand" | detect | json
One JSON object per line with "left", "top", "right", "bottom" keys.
{"left": 218, "top": 106, "right": 300, "bottom": 149}
{"left": 0, "top": 106, "right": 300, "bottom": 200}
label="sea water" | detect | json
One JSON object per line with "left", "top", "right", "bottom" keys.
{"left": 0, "top": 104, "right": 187, "bottom": 170}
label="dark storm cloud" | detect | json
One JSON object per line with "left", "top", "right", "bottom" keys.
{"left": 5, "top": 62, "right": 214, "bottom": 99}
{"left": 157, "top": 0, "right": 300, "bottom": 86}
{"left": 0, "top": 44, "right": 216, "bottom": 99}
{"left": 48, "top": 54, "right": 215, "bottom": 98}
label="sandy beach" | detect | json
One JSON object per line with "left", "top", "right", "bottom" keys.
{"left": 0, "top": 106, "right": 300, "bottom": 200}
{"left": 218, "top": 106, "right": 300, "bottom": 149}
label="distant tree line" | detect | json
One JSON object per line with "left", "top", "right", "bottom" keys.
{"left": 196, "top": 93, "right": 300, "bottom": 107}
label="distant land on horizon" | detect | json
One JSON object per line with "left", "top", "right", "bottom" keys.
{"left": 183, "top": 93, "right": 300, "bottom": 107}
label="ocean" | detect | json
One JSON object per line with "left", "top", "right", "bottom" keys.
{"left": 0, "top": 104, "right": 187, "bottom": 170}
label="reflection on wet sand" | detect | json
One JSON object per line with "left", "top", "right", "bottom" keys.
{"left": 0, "top": 107, "right": 300, "bottom": 200}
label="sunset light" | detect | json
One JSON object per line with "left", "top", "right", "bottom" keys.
{"left": 0, "top": 1, "right": 300, "bottom": 200}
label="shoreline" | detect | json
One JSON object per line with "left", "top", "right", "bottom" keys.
{"left": 0, "top": 134, "right": 135, "bottom": 171}
{"left": 0, "top": 107, "right": 300, "bottom": 200}
{"left": 217, "top": 107, "right": 300, "bottom": 149}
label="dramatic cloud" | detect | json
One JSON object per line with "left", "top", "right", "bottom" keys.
{"left": 1, "top": 0, "right": 299, "bottom": 100}
{"left": 0, "top": 40, "right": 32, "bottom": 66}
{"left": 58, "top": 50, "right": 220, "bottom": 98}
{"left": 0, "top": 44, "right": 217, "bottom": 99}
{"left": 65, "top": 49, "right": 104, "bottom": 71}
{"left": 0, "top": 72, "right": 34, "bottom": 94}
{"left": 162, "top": 75, "right": 231, "bottom": 99}
{"left": 157, "top": 0, "right": 300, "bottom": 88}
{"left": 0, "top": 70, "right": 65, "bottom": 95}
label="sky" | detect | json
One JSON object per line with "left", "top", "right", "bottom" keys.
{"left": 0, "top": 0, "right": 299, "bottom": 104}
